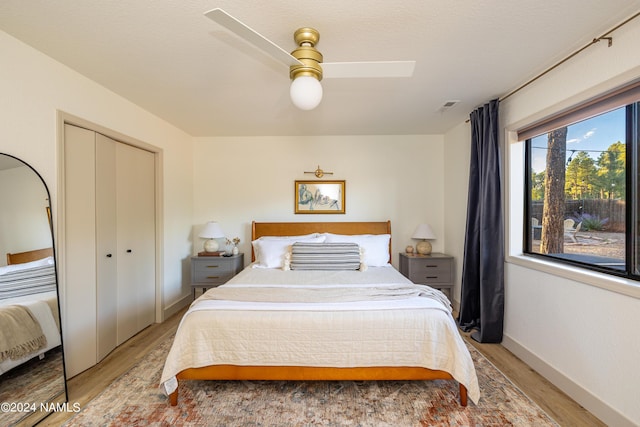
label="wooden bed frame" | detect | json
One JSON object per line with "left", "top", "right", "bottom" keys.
{"left": 169, "top": 221, "right": 467, "bottom": 406}
{"left": 6, "top": 247, "right": 53, "bottom": 265}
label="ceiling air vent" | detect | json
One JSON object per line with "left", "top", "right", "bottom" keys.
{"left": 436, "top": 100, "right": 460, "bottom": 112}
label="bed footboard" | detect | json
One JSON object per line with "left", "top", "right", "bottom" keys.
{"left": 169, "top": 365, "right": 469, "bottom": 407}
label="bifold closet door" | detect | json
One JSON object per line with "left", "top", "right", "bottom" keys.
{"left": 95, "top": 134, "right": 118, "bottom": 361}
{"left": 115, "top": 142, "right": 155, "bottom": 344}
{"left": 63, "top": 124, "right": 98, "bottom": 377}
{"left": 64, "top": 124, "right": 155, "bottom": 377}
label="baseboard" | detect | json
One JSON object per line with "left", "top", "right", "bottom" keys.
{"left": 502, "top": 335, "right": 637, "bottom": 427}
{"left": 162, "top": 293, "right": 191, "bottom": 320}
{"left": 451, "top": 297, "right": 460, "bottom": 313}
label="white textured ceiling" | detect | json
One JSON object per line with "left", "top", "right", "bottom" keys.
{"left": 1, "top": 1, "right": 639, "bottom": 136}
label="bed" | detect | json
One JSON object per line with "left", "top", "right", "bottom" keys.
{"left": 0, "top": 248, "right": 61, "bottom": 375}
{"left": 161, "top": 221, "right": 479, "bottom": 406}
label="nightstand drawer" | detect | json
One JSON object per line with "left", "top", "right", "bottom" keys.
{"left": 193, "top": 260, "right": 235, "bottom": 282}
{"left": 399, "top": 253, "right": 453, "bottom": 286}
{"left": 191, "top": 254, "right": 244, "bottom": 285}
{"left": 191, "top": 254, "right": 244, "bottom": 299}
{"left": 193, "top": 272, "right": 234, "bottom": 284}
{"left": 409, "top": 271, "right": 451, "bottom": 284}
{"left": 407, "top": 260, "right": 451, "bottom": 283}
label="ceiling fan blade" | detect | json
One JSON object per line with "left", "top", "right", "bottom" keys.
{"left": 322, "top": 61, "right": 416, "bottom": 79}
{"left": 204, "top": 8, "right": 302, "bottom": 67}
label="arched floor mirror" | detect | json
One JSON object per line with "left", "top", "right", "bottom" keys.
{"left": 0, "top": 153, "right": 67, "bottom": 426}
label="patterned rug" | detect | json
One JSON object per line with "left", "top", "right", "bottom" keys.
{"left": 63, "top": 337, "right": 558, "bottom": 426}
{"left": 0, "top": 347, "right": 65, "bottom": 426}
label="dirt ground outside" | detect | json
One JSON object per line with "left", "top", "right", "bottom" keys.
{"left": 531, "top": 231, "right": 625, "bottom": 260}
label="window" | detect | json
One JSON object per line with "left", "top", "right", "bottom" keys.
{"left": 522, "top": 80, "right": 640, "bottom": 278}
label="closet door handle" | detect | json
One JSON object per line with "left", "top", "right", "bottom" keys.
{"left": 106, "top": 253, "right": 113, "bottom": 258}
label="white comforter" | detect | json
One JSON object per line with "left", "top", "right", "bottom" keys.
{"left": 161, "top": 266, "right": 479, "bottom": 404}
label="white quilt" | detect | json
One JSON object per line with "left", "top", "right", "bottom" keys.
{"left": 161, "top": 265, "right": 480, "bottom": 404}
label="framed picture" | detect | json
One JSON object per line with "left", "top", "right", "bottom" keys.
{"left": 295, "top": 180, "right": 345, "bottom": 214}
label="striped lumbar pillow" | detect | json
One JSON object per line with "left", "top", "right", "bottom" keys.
{"left": 285, "top": 242, "right": 362, "bottom": 271}
{"left": 0, "top": 265, "right": 57, "bottom": 299}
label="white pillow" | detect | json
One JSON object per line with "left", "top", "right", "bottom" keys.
{"left": 252, "top": 235, "right": 325, "bottom": 268}
{"left": 322, "top": 233, "right": 391, "bottom": 266}
{"left": 251, "top": 233, "right": 319, "bottom": 263}
{"left": 251, "top": 233, "right": 320, "bottom": 262}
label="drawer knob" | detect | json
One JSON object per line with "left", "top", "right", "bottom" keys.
{"left": 207, "top": 265, "right": 219, "bottom": 268}
{"left": 206, "top": 276, "right": 220, "bottom": 279}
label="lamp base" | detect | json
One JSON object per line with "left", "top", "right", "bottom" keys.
{"left": 204, "top": 239, "right": 219, "bottom": 253}
{"left": 416, "top": 240, "right": 432, "bottom": 255}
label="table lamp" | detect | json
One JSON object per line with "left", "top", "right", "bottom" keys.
{"left": 412, "top": 224, "right": 436, "bottom": 255}
{"left": 199, "top": 221, "right": 225, "bottom": 253}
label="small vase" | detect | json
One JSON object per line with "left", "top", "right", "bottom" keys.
{"left": 232, "top": 246, "right": 239, "bottom": 255}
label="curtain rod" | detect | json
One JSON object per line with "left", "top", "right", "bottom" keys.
{"left": 499, "top": 11, "right": 640, "bottom": 102}
{"left": 465, "top": 11, "right": 640, "bottom": 123}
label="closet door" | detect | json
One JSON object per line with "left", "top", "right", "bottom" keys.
{"left": 64, "top": 124, "right": 156, "bottom": 376}
{"left": 115, "top": 142, "right": 156, "bottom": 344}
{"left": 95, "top": 134, "right": 118, "bottom": 361}
{"left": 63, "top": 124, "right": 98, "bottom": 377}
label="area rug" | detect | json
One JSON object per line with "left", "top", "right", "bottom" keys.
{"left": 63, "top": 337, "right": 558, "bottom": 426}
{"left": 0, "top": 347, "right": 65, "bottom": 426}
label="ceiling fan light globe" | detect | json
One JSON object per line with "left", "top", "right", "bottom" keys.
{"left": 290, "top": 76, "right": 323, "bottom": 110}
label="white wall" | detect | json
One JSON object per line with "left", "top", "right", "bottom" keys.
{"left": 443, "top": 122, "right": 471, "bottom": 309}
{"left": 193, "top": 135, "right": 445, "bottom": 267}
{"left": 446, "top": 17, "right": 640, "bottom": 426}
{"left": 0, "top": 31, "right": 194, "bottom": 319}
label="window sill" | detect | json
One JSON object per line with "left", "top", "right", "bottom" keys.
{"left": 506, "top": 254, "right": 640, "bottom": 300}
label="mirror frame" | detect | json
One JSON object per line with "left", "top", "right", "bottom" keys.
{"left": 0, "top": 153, "right": 68, "bottom": 426}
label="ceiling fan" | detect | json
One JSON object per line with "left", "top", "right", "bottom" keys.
{"left": 204, "top": 8, "right": 416, "bottom": 110}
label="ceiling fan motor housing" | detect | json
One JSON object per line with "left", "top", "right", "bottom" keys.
{"left": 290, "top": 27, "right": 323, "bottom": 81}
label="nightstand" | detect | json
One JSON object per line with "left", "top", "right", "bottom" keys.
{"left": 398, "top": 252, "right": 454, "bottom": 300}
{"left": 191, "top": 253, "right": 244, "bottom": 298}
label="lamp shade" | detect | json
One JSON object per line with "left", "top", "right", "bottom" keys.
{"left": 199, "top": 221, "right": 225, "bottom": 239}
{"left": 290, "top": 76, "right": 323, "bottom": 110}
{"left": 411, "top": 224, "right": 436, "bottom": 240}
{"left": 199, "top": 221, "right": 225, "bottom": 253}
{"left": 412, "top": 224, "right": 435, "bottom": 255}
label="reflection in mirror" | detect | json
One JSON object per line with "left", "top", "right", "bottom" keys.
{"left": 0, "top": 154, "right": 67, "bottom": 426}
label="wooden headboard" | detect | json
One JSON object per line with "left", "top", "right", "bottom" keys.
{"left": 251, "top": 221, "right": 392, "bottom": 262}
{"left": 6, "top": 247, "right": 53, "bottom": 265}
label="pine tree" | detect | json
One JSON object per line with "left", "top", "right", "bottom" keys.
{"left": 540, "top": 128, "right": 567, "bottom": 254}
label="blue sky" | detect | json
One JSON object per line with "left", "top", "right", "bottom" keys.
{"left": 530, "top": 106, "right": 626, "bottom": 173}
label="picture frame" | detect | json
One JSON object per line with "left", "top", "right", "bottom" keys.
{"left": 295, "top": 180, "right": 345, "bottom": 214}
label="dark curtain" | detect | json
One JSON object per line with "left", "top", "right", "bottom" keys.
{"left": 458, "top": 99, "right": 504, "bottom": 343}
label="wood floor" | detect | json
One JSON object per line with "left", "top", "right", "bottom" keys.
{"left": 462, "top": 334, "right": 605, "bottom": 427}
{"left": 41, "top": 307, "right": 605, "bottom": 426}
